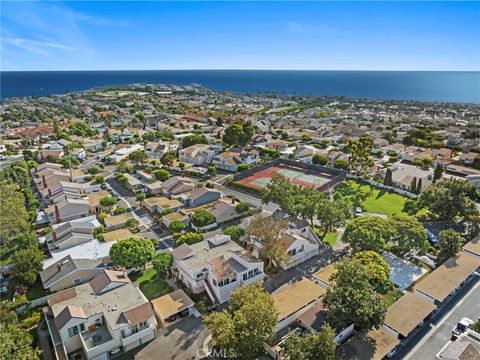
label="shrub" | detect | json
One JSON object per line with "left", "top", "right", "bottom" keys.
{"left": 191, "top": 209, "right": 216, "bottom": 227}
{"left": 224, "top": 225, "right": 245, "bottom": 242}
{"left": 112, "top": 207, "right": 127, "bottom": 215}
{"left": 100, "top": 196, "right": 117, "bottom": 207}
{"left": 176, "top": 232, "right": 204, "bottom": 246}
{"left": 235, "top": 202, "right": 250, "bottom": 214}
{"left": 154, "top": 169, "right": 170, "bottom": 181}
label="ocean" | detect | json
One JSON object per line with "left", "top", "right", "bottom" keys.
{"left": 1, "top": 70, "right": 479, "bottom": 103}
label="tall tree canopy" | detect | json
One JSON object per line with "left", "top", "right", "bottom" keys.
{"left": 418, "top": 178, "right": 478, "bottom": 221}
{"left": 222, "top": 121, "right": 255, "bottom": 146}
{"left": 246, "top": 214, "right": 288, "bottom": 269}
{"left": 0, "top": 180, "right": 30, "bottom": 246}
{"left": 389, "top": 215, "right": 428, "bottom": 254}
{"left": 436, "top": 229, "right": 464, "bottom": 265}
{"left": 342, "top": 216, "right": 392, "bottom": 252}
{"left": 352, "top": 251, "right": 390, "bottom": 290}
{"left": 323, "top": 259, "right": 387, "bottom": 330}
{"left": 109, "top": 237, "right": 155, "bottom": 269}
{"left": 284, "top": 324, "right": 337, "bottom": 360}
{"left": 204, "top": 283, "right": 277, "bottom": 360}
{"left": 181, "top": 133, "right": 208, "bottom": 148}
{"left": 12, "top": 246, "right": 44, "bottom": 287}
{"left": 344, "top": 135, "right": 374, "bottom": 175}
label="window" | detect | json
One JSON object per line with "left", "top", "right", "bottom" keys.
{"left": 73, "top": 278, "right": 82, "bottom": 285}
{"left": 68, "top": 326, "right": 79, "bottom": 337}
{"left": 79, "top": 323, "right": 85, "bottom": 332}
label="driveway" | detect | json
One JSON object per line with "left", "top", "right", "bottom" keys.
{"left": 133, "top": 317, "right": 209, "bottom": 360}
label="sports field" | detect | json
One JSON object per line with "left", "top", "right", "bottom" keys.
{"left": 236, "top": 164, "right": 335, "bottom": 190}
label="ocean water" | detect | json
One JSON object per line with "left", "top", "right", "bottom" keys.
{"left": 1, "top": 70, "right": 479, "bottom": 103}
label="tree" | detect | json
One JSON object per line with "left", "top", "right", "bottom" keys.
{"left": 237, "top": 163, "right": 249, "bottom": 171}
{"left": 224, "top": 225, "right": 245, "bottom": 242}
{"left": 87, "top": 166, "right": 101, "bottom": 175}
{"left": 181, "top": 134, "right": 208, "bottom": 148}
{"left": 418, "top": 178, "right": 478, "bottom": 221}
{"left": 191, "top": 209, "right": 216, "bottom": 227}
{"left": 154, "top": 168, "right": 170, "bottom": 181}
{"left": 333, "top": 159, "right": 348, "bottom": 170}
{"left": 353, "top": 251, "right": 390, "bottom": 290}
{"left": 284, "top": 324, "right": 337, "bottom": 360}
{"left": 0, "top": 301, "right": 40, "bottom": 360}
{"left": 323, "top": 259, "right": 387, "bottom": 330}
{"left": 235, "top": 202, "right": 250, "bottom": 214}
{"left": 126, "top": 218, "right": 140, "bottom": 231}
{"left": 12, "top": 246, "right": 44, "bottom": 287}
{"left": 389, "top": 215, "right": 428, "bottom": 254}
{"left": 312, "top": 154, "right": 328, "bottom": 166}
{"left": 344, "top": 135, "right": 374, "bottom": 175}
{"left": 222, "top": 121, "right": 255, "bottom": 146}
{"left": 416, "top": 178, "right": 423, "bottom": 194}
{"left": 95, "top": 176, "right": 105, "bottom": 184}
{"left": 436, "top": 229, "right": 464, "bottom": 265}
{"left": 204, "top": 283, "right": 277, "bottom": 360}
{"left": 109, "top": 238, "right": 155, "bottom": 269}
{"left": 176, "top": 232, "right": 204, "bottom": 246}
{"left": 112, "top": 207, "right": 127, "bottom": 215}
{"left": 383, "top": 168, "right": 393, "bottom": 186}
{"left": 207, "top": 165, "right": 217, "bottom": 176}
{"left": 342, "top": 216, "right": 392, "bottom": 252}
{"left": 128, "top": 149, "right": 148, "bottom": 167}
{"left": 100, "top": 196, "right": 117, "bottom": 207}
{"left": 246, "top": 214, "right": 288, "bottom": 269}
{"left": 0, "top": 180, "right": 29, "bottom": 245}
{"left": 410, "top": 177, "right": 417, "bottom": 193}
{"left": 160, "top": 150, "right": 177, "bottom": 166}
{"left": 167, "top": 220, "right": 186, "bottom": 235}
{"left": 136, "top": 193, "right": 146, "bottom": 201}
{"left": 316, "top": 198, "right": 352, "bottom": 238}
{"left": 152, "top": 252, "right": 173, "bottom": 278}
{"left": 433, "top": 163, "right": 443, "bottom": 182}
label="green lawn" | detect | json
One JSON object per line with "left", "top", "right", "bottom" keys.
{"left": 130, "top": 268, "right": 172, "bottom": 300}
{"left": 382, "top": 288, "right": 400, "bottom": 307}
{"left": 26, "top": 279, "right": 46, "bottom": 301}
{"left": 322, "top": 231, "right": 338, "bottom": 246}
{"left": 334, "top": 180, "right": 410, "bottom": 217}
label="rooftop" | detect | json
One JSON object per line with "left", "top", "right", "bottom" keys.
{"left": 336, "top": 329, "right": 399, "bottom": 360}
{"left": 151, "top": 289, "right": 194, "bottom": 319}
{"left": 272, "top": 278, "right": 326, "bottom": 321}
{"left": 384, "top": 292, "right": 436, "bottom": 337}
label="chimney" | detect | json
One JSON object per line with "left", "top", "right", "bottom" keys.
{"left": 52, "top": 230, "right": 57, "bottom": 241}
{"left": 54, "top": 205, "right": 61, "bottom": 224}
{"left": 42, "top": 175, "right": 47, "bottom": 188}
{"left": 48, "top": 188, "right": 52, "bottom": 196}
{"left": 57, "top": 263, "right": 62, "bottom": 272}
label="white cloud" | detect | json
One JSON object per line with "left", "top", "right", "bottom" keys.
{"left": 3, "top": 37, "right": 94, "bottom": 56}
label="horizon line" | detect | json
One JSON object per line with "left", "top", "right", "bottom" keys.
{"left": 2, "top": 69, "right": 479, "bottom": 73}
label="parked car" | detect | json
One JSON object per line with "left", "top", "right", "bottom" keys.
{"left": 355, "top": 207, "right": 363, "bottom": 217}
{"left": 452, "top": 317, "right": 473, "bottom": 340}
{"left": 426, "top": 229, "right": 439, "bottom": 244}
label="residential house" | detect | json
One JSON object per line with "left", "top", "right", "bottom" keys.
{"left": 414, "top": 252, "right": 480, "bottom": 305}
{"left": 144, "top": 181, "right": 163, "bottom": 196}
{"left": 123, "top": 173, "right": 143, "bottom": 193}
{"left": 336, "top": 329, "right": 399, "bottom": 360}
{"left": 160, "top": 176, "right": 195, "bottom": 198}
{"left": 162, "top": 212, "right": 189, "bottom": 228}
{"left": 104, "top": 213, "right": 135, "bottom": 231}
{"left": 46, "top": 221, "right": 96, "bottom": 252}
{"left": 171, "top": 234, "right": 265, "bottom": 304}
{"left": 45, "top": 199, "right": 91, "bottom": 225}
{"left": 39, "top": 149, "right": 65, "bottom": 162}
{"left": 40, "top": 256, "right": 105, "bottom": 293}
{"left": 179, "top": 144, "right": 222, "bottom": 166}
{"left": 211, "top": 150, "right": 258, "bottom": 172}
{"left": 179, "top": 188, "right": 222, "bottom": 208}
{"left": 44, "top": 240, "right": 115, "bottom": 268}
{"left": 145, "top": 141, "right": 179, "bottom": 160}
{"left": 143, "top": 197, "right": 183, "bottom": 213}
{"left": 108, "top": 144, "right": 144, "bottom": 163}
{"left": 43, "top": 270, "right": 157, "bottom": 360}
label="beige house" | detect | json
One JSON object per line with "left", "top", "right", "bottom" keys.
{"left": 45, "top": 199, "right": 91, "bottom": 224}
{"left": 104, "top": 213, "right": 135, "bottom": 231}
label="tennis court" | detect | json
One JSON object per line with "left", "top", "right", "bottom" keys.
{"left": 236, "top": 164, "right": 335, "bottom": 190}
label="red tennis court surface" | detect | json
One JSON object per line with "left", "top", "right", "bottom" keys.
{"left": 236, "top": 164, "right": 335, "bottom": 190}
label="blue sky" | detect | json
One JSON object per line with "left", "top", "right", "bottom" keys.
{"left": 1, "top": 1, "right": 479, "bottom": 71}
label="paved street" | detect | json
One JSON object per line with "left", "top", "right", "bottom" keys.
{"left": 399, "top": 276, "right": 480, "bottom": 360}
